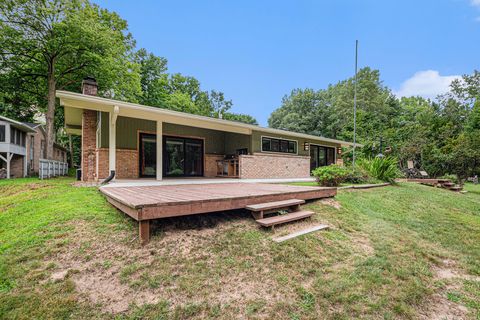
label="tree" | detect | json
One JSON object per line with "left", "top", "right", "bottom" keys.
{"left": 135, "top": 48, "right": 168, "bottom": 107}
{"left": 268, "top": 68, "right": 394, "bottom": 142}
{"left": 209, "top": 90, "right": 233, "bottom": 118}
{"left": 132, "top": 49, "right": 258, "bottom": 123}
{"left": 223, "top": 112, "right": 258, "bottom": 125}
{"left": 268, "top": 68, "right": 480, "bottom": 179}
{"left": 0, "top": 0, "right": 140, "bottom": 159}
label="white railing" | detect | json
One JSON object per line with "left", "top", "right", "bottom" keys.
{"left": 39, "top": 159, "right": 68, "bottom": 179}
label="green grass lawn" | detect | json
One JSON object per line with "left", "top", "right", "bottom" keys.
{"left": 0, "top": 178, "right": 479, "bottom": 319}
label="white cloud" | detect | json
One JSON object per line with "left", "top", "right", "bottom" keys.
{"left": 471, "top": 0, "right": 480, "bottom": 7}
{"left": 394, "top": 70, "right": 461, "bottom": 99}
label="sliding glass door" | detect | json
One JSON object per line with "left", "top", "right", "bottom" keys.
{"left": 163, "top": 136, "right": 203, "bottom": 177}
{"left": 310, "top": 145, "right": 336, "bottom": 172}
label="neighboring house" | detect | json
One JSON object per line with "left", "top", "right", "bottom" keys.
{"left": 0, "top": 115, "right": 36, "bottom": 178}
{"left": 58, "top": 78, "right": 357, "bottom": 182}
{"left": 0, "top": 115, "right": 68, "bottom": 179}
{"left": 22, "top": 123, "right": 68, "bottom": 175}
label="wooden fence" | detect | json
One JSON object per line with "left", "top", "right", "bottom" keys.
{"left": 39, "top": 159, "right": 68, "bottom": 179}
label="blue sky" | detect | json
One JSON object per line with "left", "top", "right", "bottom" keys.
{"left": 94, "top": 0, "right": 480, "bottom": 125}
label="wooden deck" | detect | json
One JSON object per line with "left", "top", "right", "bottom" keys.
{"left": 100, "top": 183, "right": 336, "bottom": 243}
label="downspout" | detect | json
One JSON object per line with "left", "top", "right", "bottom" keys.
{"left": 101, "top": 170, "right": 116, "bottom": 184}
{"left": 102, "top": 105, "right": 119, "bottom": 185}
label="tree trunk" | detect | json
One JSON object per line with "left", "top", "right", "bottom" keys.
{"left": 45, "top": 63, "right": 56, "bottom": 160}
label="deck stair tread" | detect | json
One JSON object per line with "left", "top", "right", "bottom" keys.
{"left": 246, "top": 199, "right": 305, "bottom": 211}
{"left": 442, "top": 182, "right": 455, "bottom": 187}
{"left": 256, "top": 210, "right": 314, "bottom": 227}
{"left": 449, "top": 186, "right": 463, "bottom": 191}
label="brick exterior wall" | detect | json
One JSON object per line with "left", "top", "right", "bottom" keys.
{"left": 10, "top": 154, "right": 24, "bottom": 178}
{"left": 96, "top": 148, "right": 138, "bottom": 179}
{"left": 82, "top": 110, "right": 97, "bottom": 181}
{"left": 26, "top": 131, "right": 43, "bottom": 174}
{"left": 52, "top": 146, "right": 67, "bottom": 163}
{"left": 204, "top": 154, "right": 224, "bottom": 177}
{"left": 239, "top": 153, "right": 310, "bottom": 179}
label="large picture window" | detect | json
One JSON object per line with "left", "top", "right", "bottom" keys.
{"left": 261, "top": 137, "right": 297, "bottom": 154}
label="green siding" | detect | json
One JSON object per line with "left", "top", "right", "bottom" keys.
{"left": 224, "top": 132, "right": 251, "bottom": 154}
{"left": 251, "top": 130, "right": 339, "bottom": 156}
{"left": 163, "top": 123, "right": 225, "bottom": 154}
{"left": 100, "top": 114, "right": 156, "bottom": 149}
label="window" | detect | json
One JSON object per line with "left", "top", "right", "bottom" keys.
{"left": 0, "top": 125, "right": 5, "bottom": 142}
{"left": 310, "top": 145, "right": 336, "bottom": 171}
{"left": 261, "top": 137, "right": 297, "bottom": 154}
{"left": 8, "top": 127, "right": 26, "bottom": 146}
{"left": 30, "top": 136, "right": 34, "bottom": 169}
{"left": 40, "top": 140, "right": 45, "bottom": 159}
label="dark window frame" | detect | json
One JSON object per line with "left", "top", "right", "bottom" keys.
{"left": 11, "top": 127, "right": 15, "bottom": 143}
{"left": 261, "top": 136, "right": 297, "bottom": 154}
{"left": 0, "top": 125, "right": 5, "bottom": 142}
{"left": 309, "top": 144, "right": 336, "bottom": 172}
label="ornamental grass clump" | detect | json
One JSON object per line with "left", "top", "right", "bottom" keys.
{"left": 312, "top": 164, "right": 349, "bottom": 187}
{"left": 358, "top": 156, "right": 400, "bottom": 183}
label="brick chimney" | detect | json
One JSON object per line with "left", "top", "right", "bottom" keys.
{"left": 81, "top": 76, "right": 98, "bottom": 181}
{"left": 81, "top": 76, "right": 98, "bottom": 96}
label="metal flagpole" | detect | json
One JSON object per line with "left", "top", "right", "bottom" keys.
{"left": 352, "top": 40, "right": 358, "bottom": 168}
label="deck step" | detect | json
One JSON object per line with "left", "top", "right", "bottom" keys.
{"left": 449, "top": 186, "right": 463, "bottom": 192}
{"left": 442, "top": 182, "right": 455, "bottom": 187}
{"left": 246, "top": 199, "right": 305, "bottom": 212}
{"left": 273, "top": 224, "right": 329, "bottom": 243}
{"left": 256, "top": 210, "right": 314, "bottom": 227}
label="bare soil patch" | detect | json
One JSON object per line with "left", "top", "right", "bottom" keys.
{"left": 418, "top": 259, "right": 476, "bottom": 320}
{"left": 45, "top": 211, "right": 292, "bottom": 315}
{"left": 0, "top": 182, "right": 50, "bottom": 197}
{"left": 319, "top": 197, "right": 342, "bottom": 209}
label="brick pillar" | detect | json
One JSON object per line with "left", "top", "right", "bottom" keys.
{"left": 82, "top": 110, "right": 97, "bottom": 181}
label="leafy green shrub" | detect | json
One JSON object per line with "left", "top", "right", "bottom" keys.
{"left": 312, "top": 165, "right": 349, "bottom": 187}
{"left": 439, "top": 174, "right": 459, "bottom": 184}
{"left": 344, "top": 166, "right": 373, "bottom": 184}
{"left": 358, "top": 156, "right": 400, "bottom": 183}
{"left": 68, "top": 167, "right": 77, "bottom": 177}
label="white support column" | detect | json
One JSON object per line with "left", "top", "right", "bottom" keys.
{"left": 109, "top": 106, "right": 119, "bottom": 179}
{"left": 156, "top": 121, "right": 163, "bottom": 180}
{"left": 6, "top": 152, "right": 13, "bottom": 179}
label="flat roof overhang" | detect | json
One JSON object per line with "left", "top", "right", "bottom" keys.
{"left": 57, "top": 90, "right": 361, "bottom": 147}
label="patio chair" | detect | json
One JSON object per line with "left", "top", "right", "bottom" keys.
{"left": 419, "top": 170, "right": 429, "bottom": 179}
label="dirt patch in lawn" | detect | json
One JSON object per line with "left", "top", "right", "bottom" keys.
{"left": 418, "top": 259, "right": 476, "bottom": 320}
{"left": 0, "top": 182, "right": 51, "bottom": 197}
{"left": 46, "top": 211, "right": 291, "bottom": 315}
{"left": 418, "top": 293, "right": 469, "bottom": 320}
{"left": 351, "top": 233, "right": 374, "bottom": 256}
{"left": 433, "top": 259, "right": 480, "bottom": 282}
{"left": 319, "top": 198, "right": 342, "bottom": 209}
